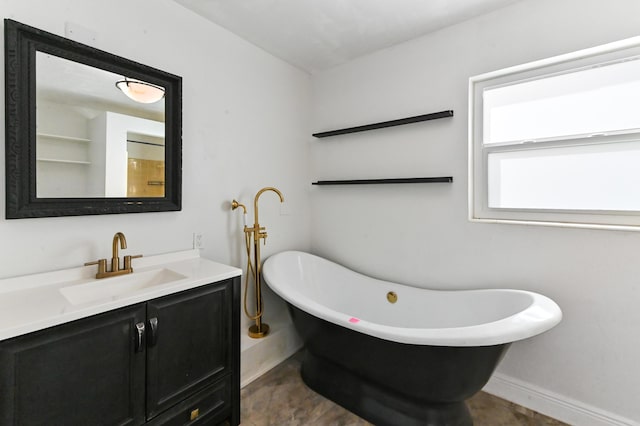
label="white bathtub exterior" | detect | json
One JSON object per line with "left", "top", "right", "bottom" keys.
{"left": 262, "top": 251, "right": 562, "bottom": 347}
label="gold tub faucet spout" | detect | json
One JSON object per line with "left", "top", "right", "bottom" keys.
{"left": 254, "top": 187, "right": 284, "bottom": 224}
{"left": 252, "top": 187, "right": 284, "bottom": 243}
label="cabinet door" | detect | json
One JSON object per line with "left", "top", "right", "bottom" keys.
{"left": 146, "top": 280, "right": 233, "bottom": 420}
{"left": 0, "top": 304, "right": 146, "bottom": 426}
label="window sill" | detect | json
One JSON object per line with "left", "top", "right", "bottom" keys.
{"left": 468, "top": 216, "right": 640, "bottom": 232}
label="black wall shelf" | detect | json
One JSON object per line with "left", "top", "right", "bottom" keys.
{"left": 312, "top": 177, "right": 453, "bottom": 185}
{"left": 312, "top": 110, "right": 453, "bottom": 138}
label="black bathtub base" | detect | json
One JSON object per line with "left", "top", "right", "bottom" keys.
{"left": 301, "top": 350, "right": 473, "bottom": 426}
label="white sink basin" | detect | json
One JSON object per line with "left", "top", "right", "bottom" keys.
{"left": 60, "top": 268, "right": 187, "bottom": 305}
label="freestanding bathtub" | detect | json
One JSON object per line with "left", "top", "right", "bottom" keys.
{"left": 262, "top": 251, "right": 562, "bottom": 426}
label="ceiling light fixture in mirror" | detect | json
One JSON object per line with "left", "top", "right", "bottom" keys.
{"left": 115, "top": 77, "right": 166, "bottom": 104}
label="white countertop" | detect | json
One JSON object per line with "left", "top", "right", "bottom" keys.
{"left": 0, "top": 249, "right": 242, "bottom": 342}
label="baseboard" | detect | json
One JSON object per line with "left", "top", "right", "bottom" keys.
{"left": 240, "top": 320, "right": 303, "bottom": 388}
{"left": 483, "top": 373, "right": 638, "bottom": 426}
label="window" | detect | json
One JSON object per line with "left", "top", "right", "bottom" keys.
{"left": 469, "top": 36, "right": 640, "bottom": 230}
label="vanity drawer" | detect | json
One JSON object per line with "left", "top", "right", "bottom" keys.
{"left": 149, "top": 375, "right": 232, "bottom": 425}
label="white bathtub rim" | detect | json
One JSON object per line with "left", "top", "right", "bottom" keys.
{"left": 262, "top": 251, "right": 562, "bottom": 347}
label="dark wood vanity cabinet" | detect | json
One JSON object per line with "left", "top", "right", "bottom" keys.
{"left": 0, "top": 277, "right": 240, "bottom": 426}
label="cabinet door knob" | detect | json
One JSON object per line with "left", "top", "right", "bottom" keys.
{"left": 147, "top": 317, "right": 159, "bottom": 347}
{"left": 135, "top": 322, "right": 145, "bottom": 353}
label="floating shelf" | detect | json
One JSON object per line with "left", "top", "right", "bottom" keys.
{"left": 312, "top": 177, "right": 453, "bottom": 185}
{"left": 312, "top": 110, "right": 453, "bottom": 138}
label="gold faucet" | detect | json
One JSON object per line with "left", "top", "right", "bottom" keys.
{"left": 249, "top": 187, "right": 284, "bottom": 246}
{"left": 231, "top": 187, "right": 284, "bottom": 339}
{"left": 85, "top": 232, "right": 143, "bottom": 279}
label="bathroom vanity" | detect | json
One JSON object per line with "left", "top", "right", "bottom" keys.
{"left": 0, "top": 250, "right": 241, "bottom": 426}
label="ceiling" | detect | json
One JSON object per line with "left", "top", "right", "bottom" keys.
{"left": 173, "top": 0, "right": 524, "bottom": 73}
{"left": 37, "top": 52, "right": 164, "bottom": 121}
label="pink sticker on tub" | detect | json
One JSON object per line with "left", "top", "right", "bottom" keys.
{"left": 349, "top": 317, "right": 360, "bottom": 323}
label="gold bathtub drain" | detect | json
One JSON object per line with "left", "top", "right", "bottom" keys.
{"left": 387, "top": 291, "right": 398, "bottom": 304}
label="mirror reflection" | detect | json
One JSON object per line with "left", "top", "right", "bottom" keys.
{"left": 36, "top": 52, "right": 166, "bottom": 198}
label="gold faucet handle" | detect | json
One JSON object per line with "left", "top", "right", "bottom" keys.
{"left": 124, "top": 254, "right": 143, "bottom": 271}
{"left": 85, "top": 259, "right": 107, "bottom": 276}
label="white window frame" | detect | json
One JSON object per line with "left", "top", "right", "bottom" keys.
{"left": 469, "top": 36, "right": 640, "bottom": 231}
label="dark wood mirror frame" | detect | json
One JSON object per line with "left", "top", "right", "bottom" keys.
{"left": 4, "top": 19, "right": 182, "bottom": 218}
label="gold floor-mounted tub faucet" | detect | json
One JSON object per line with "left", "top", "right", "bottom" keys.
{"left": 232, "top": 187, "right": 284, "bottom": 338}
{"left": 85, "top": 232, "right": 143, "bottom": 279}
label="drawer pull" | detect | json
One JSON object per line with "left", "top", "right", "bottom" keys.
{"left": 189, "top": 408, "right": 199, "bottom": 421}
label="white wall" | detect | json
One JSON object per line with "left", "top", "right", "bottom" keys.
{"left": 310, "top": 0, "right": 640, "bottom": 424}
{"left": 0, "top": 0, "right": 312, "bottom": 335}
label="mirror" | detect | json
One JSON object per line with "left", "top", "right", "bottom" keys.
{"left": 5, "top": 19, "right": 182, "bottom": 218}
